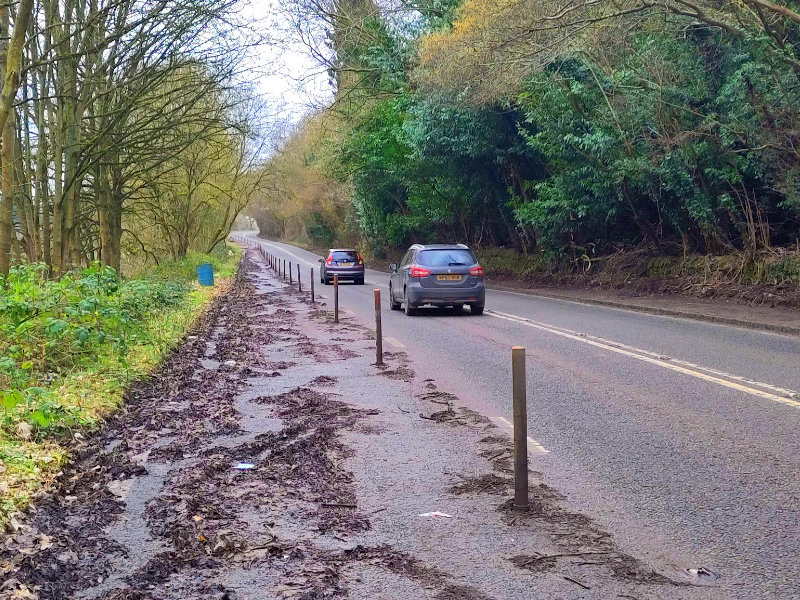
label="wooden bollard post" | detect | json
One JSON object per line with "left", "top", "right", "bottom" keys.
{"left": 334, "top": 274, "right": 339, "bottom": 323}
{"left": 289, "top": 262, "right": 293, "bottom": 284}
{"left": 297, "top": 264, "right": 301, "bottom": 292}
{"left": 374, "top": 289, "right": 384, "bottom": 365}
{"left": 512, "top": 346, "right": 529, "bottom": 511}
{"left": 310, "top": 268, "right": 315, "bottom": 303}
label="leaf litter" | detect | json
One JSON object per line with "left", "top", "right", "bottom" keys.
{"left": 0, "top": 250, "right": 709, "bottom": 600}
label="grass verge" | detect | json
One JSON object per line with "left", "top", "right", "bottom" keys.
{"left": 0, "top": 245, "right": 241, "bottom": 527}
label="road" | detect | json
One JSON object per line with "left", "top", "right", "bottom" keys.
{"left": 239, "top": 232, "right": 800, "bottom": 599}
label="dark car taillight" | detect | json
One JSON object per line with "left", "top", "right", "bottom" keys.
{"left": 469, "top": 265, "right": 484, "bottom": 277}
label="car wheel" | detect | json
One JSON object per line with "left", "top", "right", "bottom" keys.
{"left": 450, "top": 303, "right": 464, "bottom": 313}
{"left": 404, "top": 290, "right": 417, "bottom": 316}
{"left": 389, "top": 285, "right": 401, "bottom": 310}
{"left": 470, "top": 304, "right": 484, "bottom": 316}
{"left": 357, "top": 278, "right": 365, "bottom": 285}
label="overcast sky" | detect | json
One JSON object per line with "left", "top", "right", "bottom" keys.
{"left": 238, "top": 0, "right": 332, "bottom": 141}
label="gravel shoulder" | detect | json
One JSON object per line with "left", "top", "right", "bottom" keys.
{"left": 0, "top": 249, "right": 720, "bottom": 599}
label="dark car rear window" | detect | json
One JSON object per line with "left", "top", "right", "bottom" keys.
{"left": 417, "top": 249, "right": 476, "bottom": 267}
{"left": 331, "top": 251, "right": 359, "bottom": 261}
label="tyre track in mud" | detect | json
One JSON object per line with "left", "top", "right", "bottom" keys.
{"left": 1, "top": 249, "right": 716, "bottom": 599}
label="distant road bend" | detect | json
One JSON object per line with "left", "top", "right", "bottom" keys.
{"left": 242, "top": 232, "right": 800, "bottom": 599}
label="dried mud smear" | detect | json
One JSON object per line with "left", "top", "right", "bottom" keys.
{"left": 1, "top": 250, "right": 694, "bottom": 600}
{"left": 0, "top": 253, "right": 489, "bottom": 600}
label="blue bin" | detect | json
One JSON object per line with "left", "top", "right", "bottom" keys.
{"left": 197, "top": 263, "right": 214, "bottom": 287}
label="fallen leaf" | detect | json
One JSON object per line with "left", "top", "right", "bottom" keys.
{"left": 14, "top": 422, "right": 32, "bottom": 441}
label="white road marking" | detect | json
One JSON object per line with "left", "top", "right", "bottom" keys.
{"left": 492, "top": 417, "right": 550, "bottom": 455}
{"left": 487, "top": 309, "right": 800, "bottom": 409}
{"left": 385, "top": 337, "right": 406, "bottom": 349}
{"left": 245, "top": 235, "right": 318, "bottom": 268}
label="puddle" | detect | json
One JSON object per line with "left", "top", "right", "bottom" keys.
{"left": 200, "top": 358, "right": 220, "bottom": 370}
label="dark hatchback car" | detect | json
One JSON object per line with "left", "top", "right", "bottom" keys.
{"left": 319, "top": 249, "right": 365, "bottom": 285}
{"left": 388, "top": 244, "right": 485, "bottom": 315}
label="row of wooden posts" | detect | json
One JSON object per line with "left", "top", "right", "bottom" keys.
{"left": 232, "top": 236, "right": 530, "bottom": 511}
{"left": 236, "top": 237, "right": 384, "bottom": 367}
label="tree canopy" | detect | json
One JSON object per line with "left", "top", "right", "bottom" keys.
{"left": 251, "top": 0, "right": 800, "bottom": 269}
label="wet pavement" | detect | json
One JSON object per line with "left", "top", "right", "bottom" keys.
{"left": 1, "top": 250, "right": 720, "bottom": 599}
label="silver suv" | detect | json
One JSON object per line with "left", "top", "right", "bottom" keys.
{"left": 388, "top": 244, "right": 485, "bottom": 315}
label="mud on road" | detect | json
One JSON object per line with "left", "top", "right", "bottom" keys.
{"left": 1, "top": 250, "right": 718, "bottom": 599}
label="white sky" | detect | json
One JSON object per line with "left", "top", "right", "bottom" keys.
{"left": 238, "top": 0, "right": 333, "bottom": 143}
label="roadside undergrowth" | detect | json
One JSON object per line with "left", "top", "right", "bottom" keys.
{"left": 478, "top": 246, "right": 800, "bottom": 307}
{"left": 0, "top": 245, "right": 241, "bottom": 527}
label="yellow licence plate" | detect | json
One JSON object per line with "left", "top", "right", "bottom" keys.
{"left": 437, "top": 275, "right": 462, "bottom": 281}
{"left": 339, "top": 263, "right": 353, "bottom": 267}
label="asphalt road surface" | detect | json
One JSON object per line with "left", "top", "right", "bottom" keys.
{"left": 240, "top": 232, "right": 800, "bottom": 599}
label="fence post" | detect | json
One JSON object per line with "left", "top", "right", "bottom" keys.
{"left": 334, "top": 274, "right": 339, "bottom": 323}
{"left": 310, "top": 268, "right": 315, "bottom": 303}
{"left": 289, "top": 262, "right": 293, "bottom": 284}
{"left": 297, "top": 264, "right": 301, "bottom": 292}
{"left": 374, "top": 289, "right": 384, "bottom": 365}
{"left": 512, "top": 346, "right": 529, "bottom": 511}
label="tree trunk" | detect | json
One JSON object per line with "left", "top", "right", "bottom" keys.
{"left": 0, "top": 5, "right": 11, "bottom": 275}
{"left": 98, "top": 163, "right": 122, "bottom": 271}
{"left": 0, "top": 113, "right": 12, "bottom": 274}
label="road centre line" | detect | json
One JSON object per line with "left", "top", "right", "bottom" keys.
{"left": 246, "top": 237, "right": 798, "bottom": 407}
{"left": 492, "top": 417, "right": 550, "bottom": 454}
{"left": 492, "top": 308, "right": 799, "bottom": 398}
{"left": 487, "top": 309, "right": 800, "bottom": 409}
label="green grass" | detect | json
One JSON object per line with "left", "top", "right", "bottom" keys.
{"left": 0, "top": 245, "right": 241, "bottom": 526}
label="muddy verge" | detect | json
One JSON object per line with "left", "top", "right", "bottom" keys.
{"left": 1, "top": 249, "right": 709, "bottom": 600}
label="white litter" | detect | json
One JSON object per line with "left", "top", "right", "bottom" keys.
{"left": 418, "top": 512, "right": 453, "bottom": 518}
{"left": 234, "top": 463, "right": 255, "bottom": 470}
{"left": 684, "top": 567, "right": 719, "bottom": 582}
{"left": 224, "top": 360, "right": 236, "bottom": 367}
